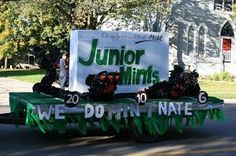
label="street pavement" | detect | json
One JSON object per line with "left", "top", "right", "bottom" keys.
{"left": 0, "top": 77, "right": 236, "bottom": 155}
{"left": 0, "top": 77, "right": 33, "bottom": 113}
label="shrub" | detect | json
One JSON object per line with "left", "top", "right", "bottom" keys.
{"left": 210, "top": 71, "right": 234, "bottom": 81}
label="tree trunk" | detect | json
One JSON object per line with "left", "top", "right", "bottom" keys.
{"left": 4, "top": 57, "right": 8, "bottom": 69}
{"left": 155, "top": 12, "right": 161, "bottom": 32}
{"left": 143, "top": 17, "right": 148, "bottom": 31}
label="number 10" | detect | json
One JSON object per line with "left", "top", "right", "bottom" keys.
{"left": 136, "top": 91, "right": 148, "bottom": 104}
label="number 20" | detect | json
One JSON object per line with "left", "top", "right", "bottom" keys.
{"left": 66, "top": 93, "right": 79, "bottom": 105}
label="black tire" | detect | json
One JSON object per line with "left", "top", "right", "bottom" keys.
{"left": 32, "top": 83, "right": 41, "bottom": 92}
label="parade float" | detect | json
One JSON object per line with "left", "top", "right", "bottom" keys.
{"left": 0, "top": 30, "right": 224, "bottom": 141}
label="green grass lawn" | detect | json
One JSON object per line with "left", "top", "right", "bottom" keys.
{"left": 199, "top": 80, "right": 236, "bottom": 99}
{"left": 0, "top": 69, "right": 46, "bottom": 83}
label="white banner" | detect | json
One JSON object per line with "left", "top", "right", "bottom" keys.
{"left": 69, "top": 30, "right": 169, "bottom": 93}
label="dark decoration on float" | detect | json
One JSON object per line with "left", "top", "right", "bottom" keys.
{"left": 146, "top": 65, "right": 200, "bottom": 99}
{"left": 32, "top": 46, "right": 66, "bottom": 98}
{"left": 85, "top": 71, "right": 120, "bottom": 101}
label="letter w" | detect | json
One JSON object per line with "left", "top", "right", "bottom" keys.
{"left": 37, "top": 105, "right": 52, "bottom": 120}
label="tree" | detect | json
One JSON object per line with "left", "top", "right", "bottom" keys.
{"left": 119, "top": 0, "right": 177, "bottom": 32}
{"left": 18, "top": 0, "right": 141, "bottom": 57}
{"left": 0, "top": 1, "right": 23, "bottom": 68}
{"left": 0, "top": 0, "right": 176, "bottom": 68}
{"left": 232, "top": 4, "right": 236, "bottom": 20}
{"left": 16, "top": 0, "right": 156, "bottom": 62}
{"left": 46, "top": 0, "right": 142, "bottom": 30}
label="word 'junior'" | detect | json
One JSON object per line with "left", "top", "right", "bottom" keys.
{"left": 35, "top": 102, "right": 193, "bottom": 120}
{"left": 78, "top": 39, "right": 159, "bottom": 85}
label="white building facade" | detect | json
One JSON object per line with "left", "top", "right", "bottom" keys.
{"left": 168, "top": 0, "right": 236, "bottom": 76}
{"left": 101, "top": 0, "right": 236, "bottom": 76}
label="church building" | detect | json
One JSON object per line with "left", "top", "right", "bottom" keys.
{"left": 101, "top": 0, "right": 236, "bottom": 76}
{"left": 168, "top": 0, "right": 236, "bottom": 76}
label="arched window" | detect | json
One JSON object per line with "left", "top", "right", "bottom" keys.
{"left": 221, "top": 22, "right": 234, "bottom": 61}
{"left": 214, "top": 0, "right": 223, "bottom": 10}
{"left": 198, "top": 26, "right": 205, "bottom": 56}
{"left": 221, "top": 22, "right": 234, "bottom": 36}
{"left": 214, "top": 0, "right": 233, "bottom": 11}
{"left": 187, "top": 25, "right": 194, "bottom": 55}
{"left": 224, "top": 0, "right": 233, "bottom": 11}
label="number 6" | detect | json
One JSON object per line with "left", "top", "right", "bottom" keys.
{"left": 198, "top": 91, "right": 208, "bottom": 104}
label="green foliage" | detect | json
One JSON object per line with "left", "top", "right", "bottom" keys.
{"left": 0, "top": 1, "right": 22, "bottom": 59}
{"left": 232, "top": 4, "right": 236, "bottom": 20}
{"left": 210, "top": 71, "right": 235, "bottom": 82}
{"left": 0, "top": 0, "right": 175, "bottom": 68}
{"left": 119, "top": 0, "right": 177, "bottom": 31}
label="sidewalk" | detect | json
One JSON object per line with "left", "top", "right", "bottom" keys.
{"left": 0, "top": 77, "right": 33, "bottom": 107}
{"left": 224, "top": 99, "right": 236, "bottom": 104}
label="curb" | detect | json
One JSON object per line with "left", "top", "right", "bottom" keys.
{"left": 224, "top": 99, "right": 236, "bottom": 104}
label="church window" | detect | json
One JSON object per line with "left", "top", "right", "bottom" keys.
{"left": 187, "top": 25, "right": 194, "bottom": 55}
{"left": 214, "top": 0, "right": 235, "bottom": 11}
{"left": 221, "top": 22, "right": 234, "bottom": 37}
{"left": 198, "top": 27, "right": 205, "bottom": 56}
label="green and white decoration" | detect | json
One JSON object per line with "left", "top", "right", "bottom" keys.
{"left": 10, "top": 92, "right": 224, "bottom": 135}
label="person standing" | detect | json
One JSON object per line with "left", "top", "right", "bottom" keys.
{"left": 59, "top": 53, "right": 68, "bottom": 90}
